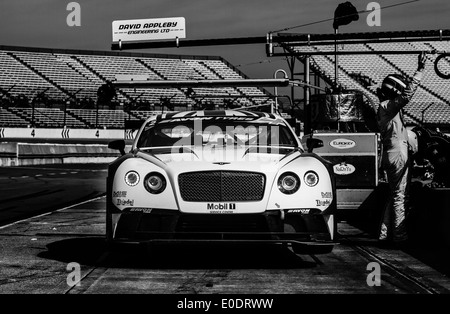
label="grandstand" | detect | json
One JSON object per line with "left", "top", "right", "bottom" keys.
{"left": 1, "top": 39, "right": 450, "bottom": 131}
{"left": 286, "top": 40, "right": 450, "bottom": 130}
{"left": 0, "top": 45, "right": 275, "bottom": 129}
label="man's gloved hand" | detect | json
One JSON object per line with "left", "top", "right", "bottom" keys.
{"left": 418, "top": 52, "right": 427, "bottom": 71}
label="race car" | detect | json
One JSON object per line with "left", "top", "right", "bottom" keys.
{"left": 106, "top": 110, "right": 337, "bottom": 254}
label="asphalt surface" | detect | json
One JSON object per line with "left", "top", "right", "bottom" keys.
{"left": 1, "top": 196, "right": 450, "bottom": 295}
{"left": 1, "top": 163, "right": 450, "bottom": 296}
{"left": 0, "top": 163, "right": 108, "bottom": 226}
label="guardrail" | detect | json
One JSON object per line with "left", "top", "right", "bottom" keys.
{"left": 0, "top": 127, "right": 137, "bottom": 140}
{"left": 0, "top": 142, "right": 133, "bottom": 166}
{"left": 0, "top": 127, "right": 134, "bottom": 166}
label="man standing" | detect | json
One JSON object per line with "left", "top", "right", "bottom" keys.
{"left": 376, "top": 52, "right": 427, "bottom": 246}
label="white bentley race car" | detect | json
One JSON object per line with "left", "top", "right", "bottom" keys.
{"left": 107, "top": 110, "right": 337, "bottom": 254}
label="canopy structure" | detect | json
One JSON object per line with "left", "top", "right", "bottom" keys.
{"left": 112, "top": 78, "right": 290, "bottom": 88}
{"left": 267, "top": 29, "right": 450, "bottom": 56}
{"left": 111, "top": 29, "right": 450, "bottom": 54}
{"left": 111, "top": 29, "right": 450, "bottom": 134}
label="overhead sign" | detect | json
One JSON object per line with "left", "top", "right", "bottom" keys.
{"left": 112, "top": 17, "right": 186, "bottom": 42}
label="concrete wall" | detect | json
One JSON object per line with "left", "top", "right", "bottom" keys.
{"left": 0, "top": 127, "right": 134, "bottom": 166}
{"left": 0, "top": 127, "right": 137, "bottom": 140}
{"left": 0, "top": 142, "right": 130, "bottom": 166}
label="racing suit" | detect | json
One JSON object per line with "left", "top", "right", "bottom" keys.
{"left": 377, "top": 68, "right": 424, "bottom": 243}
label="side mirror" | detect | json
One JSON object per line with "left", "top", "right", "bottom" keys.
{"left": 306, "top": 137, "right": 323, "bottom": 153}
{"left": 108, "top": 139, "right": 126, "bottom": 156}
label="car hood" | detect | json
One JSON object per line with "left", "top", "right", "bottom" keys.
{"left": 137, "top": 146, "right": 299, "bottom": 174}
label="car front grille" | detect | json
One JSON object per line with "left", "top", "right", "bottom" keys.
{"left": 178, "top": 171, "right": 265, "bottom": 202}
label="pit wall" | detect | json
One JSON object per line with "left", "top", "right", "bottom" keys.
{"left": 0, "top": 128, "right": 135, "bottom": 166}
{"left": 0, "top": 142, "right": 134, "bottom": 167}
{"left": 0, "top": 127, "right": 136, "bottom": 140}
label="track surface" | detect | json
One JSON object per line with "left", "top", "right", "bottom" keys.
{"left": 1, "top": 164, "right": 450, "bottom": 295}
{"left": 0, "top": 164, "right": 107, "bottom": 226}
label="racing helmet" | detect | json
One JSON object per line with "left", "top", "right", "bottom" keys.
{"left": 381, "top": 74, "right": 408, "bottom": 99}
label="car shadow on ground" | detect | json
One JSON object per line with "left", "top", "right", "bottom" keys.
{"left": 38, "top": 237, "right": 319, "bottom": 270}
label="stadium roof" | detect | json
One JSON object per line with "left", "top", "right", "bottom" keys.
{"left": 0, "top": 44, "right": 223, "bottom": 61}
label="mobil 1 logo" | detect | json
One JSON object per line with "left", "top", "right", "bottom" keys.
{"left": 207, "top": 203, "right": 236, "bottom": 210}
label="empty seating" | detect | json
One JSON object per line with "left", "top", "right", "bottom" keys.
{"left": 0, "top": 107, "right": 29, "bottom": 127}
{"left": 292, "top": 41, "right": 450, "bottom": 126}
{"left": 8, "top": 107, "right": 86, "bottom": 128}
{"left": 1, "top": 42, "right": 450, "bottom": 129}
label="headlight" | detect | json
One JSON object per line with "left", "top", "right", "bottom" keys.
{"left": 144, "top": 172, "right": 166, "bottom": 194}
{"left": 304, "top": 171, "right": 319, "bottom": 187}
{"left": 278, "top": 172, "right": 300, "bottom": 194}
{"left": 124, "top": 171, "right": 140, "bottom": 186}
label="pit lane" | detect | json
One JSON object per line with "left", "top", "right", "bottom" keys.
{"left": 0, "top": 164, "right": 107, "bottom": 226}
{"left": 1, "top": 191, "right": 450, "bottom": 294}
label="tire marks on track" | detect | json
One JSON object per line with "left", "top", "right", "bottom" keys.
{"left": 174, "top": 270, "right": 231, "bottom": 294}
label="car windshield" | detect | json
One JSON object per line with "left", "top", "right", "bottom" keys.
{"left": 136, "top": 118, "right": 298, "bottom": 149}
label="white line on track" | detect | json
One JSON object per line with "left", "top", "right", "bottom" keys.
{"left": 0, "top": 195, "right": 106, "bottom": 230}
{"left": 3, "top": 166, "right": 107, "bottom": 173}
